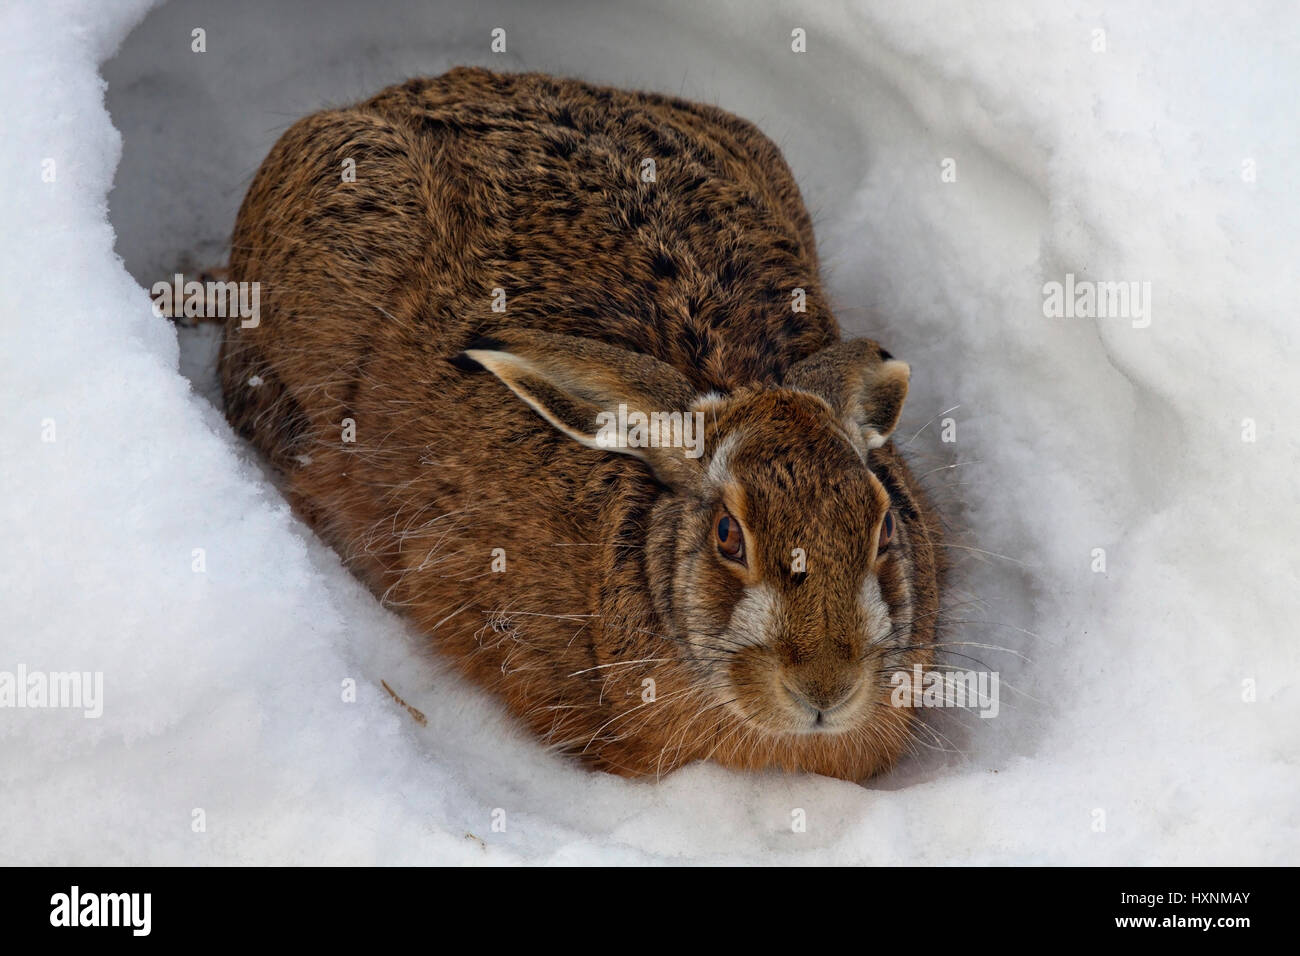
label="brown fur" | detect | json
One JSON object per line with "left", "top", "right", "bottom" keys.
{"left": 219, "top": 67, "right": 944, "bottom": 780}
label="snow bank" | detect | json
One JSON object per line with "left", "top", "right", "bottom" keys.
{"left": 2, "top": 0, "right": 1295, "bottom": 864}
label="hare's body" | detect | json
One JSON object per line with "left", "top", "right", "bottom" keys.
{"left": 221, "top": 68, "right": 943, "bottom": 779}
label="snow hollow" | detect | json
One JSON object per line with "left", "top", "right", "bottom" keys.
{"left": 1, "top": 0, "right": 1295, "bottom": 864}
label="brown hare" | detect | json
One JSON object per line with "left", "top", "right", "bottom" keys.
{"left": 219, "top": 67, "right": 943, "bottom": 780}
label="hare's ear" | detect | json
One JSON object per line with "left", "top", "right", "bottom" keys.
{"left": 785, "top": 340, "right": 910, "bottom": 451}
{"left": 452, "top": 330, "right": 704, "bottom": 490}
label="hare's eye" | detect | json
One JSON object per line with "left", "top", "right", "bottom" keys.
{"left": 878, "top": 510, "right": 896, "bottom": 551}
{"left": 716, "top": 510, "right": 746, "bottom": 563}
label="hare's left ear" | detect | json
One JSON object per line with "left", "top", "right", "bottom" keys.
{"left": 451, "top": 329, "right": 704, "bottom": 490}
{"left": 785, "top": 340, "right": 910, "bottom": 451}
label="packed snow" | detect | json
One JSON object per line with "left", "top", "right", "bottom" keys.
{"left": 2, "top": 0, "right": 1295, "bottom": 864}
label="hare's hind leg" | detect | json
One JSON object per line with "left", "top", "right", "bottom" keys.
{"left": 218, "top": 317, "right": 313, "bottom": 477}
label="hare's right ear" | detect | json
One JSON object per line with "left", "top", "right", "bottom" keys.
{"left": 784, "top": 339, "right": 910, "bottom": 452}
{"left": 452, "top": 330, "right": 704, "bottom": 490}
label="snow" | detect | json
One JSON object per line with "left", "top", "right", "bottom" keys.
{"left": 2, "top": 0, "right": 1295, "bottom": 864}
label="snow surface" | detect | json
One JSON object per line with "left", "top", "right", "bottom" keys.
{"left": 2, "top": 0, "right": 1296, "bottom": 864}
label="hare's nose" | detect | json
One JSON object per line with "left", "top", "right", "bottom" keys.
{"left": 785, "top": 677, "right": 856, "bottom": 718}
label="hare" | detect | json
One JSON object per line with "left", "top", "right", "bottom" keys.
{"left": 219, "top": 67, "right": 943, "bottom": 780}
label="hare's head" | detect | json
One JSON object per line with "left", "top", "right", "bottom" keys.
{"left": 455, "top": 331, "right": 939, "bottom": 764}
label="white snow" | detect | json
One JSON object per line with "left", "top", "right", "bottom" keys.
{"left": 2, "top": 0, "right": 1296, "bottom": 864}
